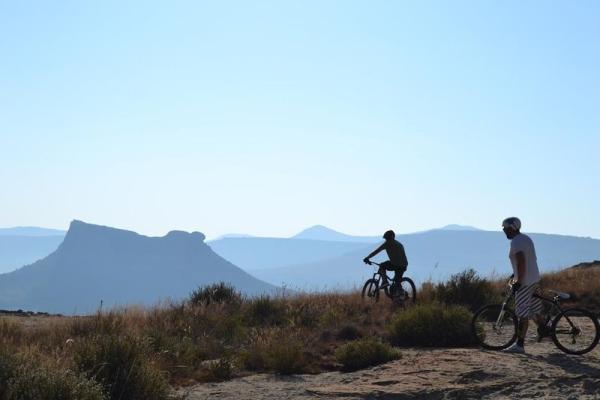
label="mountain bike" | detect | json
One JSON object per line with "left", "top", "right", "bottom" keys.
{"left": 361, "top": 261, "right": 417, "bottom": 305}
{"left": 471, "top": 279, "right": 600, "bottom": 355}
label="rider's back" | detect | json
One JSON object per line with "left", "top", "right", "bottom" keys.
{"left": 385, "top": 239, "right": 408, "bottom": 268}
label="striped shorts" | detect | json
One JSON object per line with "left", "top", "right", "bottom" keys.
{"left": 515, "top": 283, "right": 543, "bottom": 319}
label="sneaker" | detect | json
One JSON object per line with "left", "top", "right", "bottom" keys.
{"left": 503, "top": 343, "right": 525, "bottom": 354}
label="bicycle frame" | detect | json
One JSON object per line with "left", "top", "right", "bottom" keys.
{"left": 496, "top": 281, "right": 578, "bottom": 334}
{"left": 367, "top": 262, "right": 395, "bottom": 284}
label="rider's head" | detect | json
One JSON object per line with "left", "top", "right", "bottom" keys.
{"left": 502, "top": 217, "right": 521, "bottom": 239}
{"left": 383, "top": 230, "right": 395, "bottom": 241}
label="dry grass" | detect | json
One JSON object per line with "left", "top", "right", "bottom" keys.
{"left": 0, "top": 265, "right": 598, "bottom": 394}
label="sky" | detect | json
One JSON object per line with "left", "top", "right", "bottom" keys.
{"left": 1, "top": 1, "right": 599, "bottom": 239}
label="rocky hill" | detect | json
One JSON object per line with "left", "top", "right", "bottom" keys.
{"left": 0, "top": 220, "right": 277, "bottom": 314}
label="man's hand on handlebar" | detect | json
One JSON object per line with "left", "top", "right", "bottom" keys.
{"left": 363, "top": 257, "right": 372, "bottom": 265}
{"left": 511, "top": 281, "right": 522, "bottom": 293}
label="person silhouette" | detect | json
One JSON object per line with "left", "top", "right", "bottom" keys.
{"left": 363, "top": 230, "right": 408, "bottom": 288}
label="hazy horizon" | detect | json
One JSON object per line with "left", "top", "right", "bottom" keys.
{"left": 2, "top": 1, "right": 599, "bottom": 239}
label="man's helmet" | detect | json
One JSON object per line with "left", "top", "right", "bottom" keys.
{"left": 502, "top": 217, "right": 521, "bottom": 231}
{"left": 383, "top": 230, "right": 395, "bottom": 240}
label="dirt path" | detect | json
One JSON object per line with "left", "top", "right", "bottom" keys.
{"left": 176, "top": 339, "right": 600, "bottom": 400}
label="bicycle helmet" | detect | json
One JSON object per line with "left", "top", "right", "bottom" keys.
{"left": 502, "top": 217, "right": 521, "bottom": 231}
{"left": 383, "top": 230, "right": 395, "bottom": 240}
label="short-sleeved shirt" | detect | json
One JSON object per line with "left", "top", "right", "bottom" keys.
{"left": 382, "top": 240, "right": 408, "bottom": 268}
{"left": 509, "top": 233, "right": 540, "bottom": 285}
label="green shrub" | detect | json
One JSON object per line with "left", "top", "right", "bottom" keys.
{"left": 74, "top": 335, "right": 169, "bottom": 400}
{"left": 265, "top": 338, "right": 309, "bottom": 375}
{"left": 388, "top": 303, "right": 476, "bottom": 347}
{"left": 148, "top": 333, "right": 205, "bottom": 377}
{"left": 7, "top": 365, "right": 105, "bottom": 400}
{"left": 0, "top": 349, "right": 18, "bottom": 398}
{"left": 244, "top": 296, "right": 287, "bottom": 326}
{"left": 433, "top": 269, "right": 499, "bottom": 311}
{"left": 336, "top": 324, "right": 362, "bottom": 341}
{"left": 335, "top": 338, "right": 400, "bottom": 371}
{"left": 189, "top": 283, "right": 241, "bottom": 306}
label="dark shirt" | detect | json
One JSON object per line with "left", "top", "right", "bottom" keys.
{"left": 368, "top": 239, "right": 408, "bottom": 268}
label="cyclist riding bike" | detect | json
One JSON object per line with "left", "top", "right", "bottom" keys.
{"left": 502, "top": 217, "right": 545, "bottom": 354}
{"left": 363, "top": 230, "right": 408, "bottom": 290}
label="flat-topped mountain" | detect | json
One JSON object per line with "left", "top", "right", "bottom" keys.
{"left": 0, "top": 220, "right": 277, "bottom": 314}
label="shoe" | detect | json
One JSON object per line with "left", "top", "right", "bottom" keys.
{"left": 503, "top": 343, "right": 525, "bottom": 354}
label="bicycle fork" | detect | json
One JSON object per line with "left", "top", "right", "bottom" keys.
{"left": 495, "top": 302, "right": 508, "bottom": 331}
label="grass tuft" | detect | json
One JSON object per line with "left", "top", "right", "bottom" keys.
{"left": 335, "top": 338, "right": 400, "bottom": 371}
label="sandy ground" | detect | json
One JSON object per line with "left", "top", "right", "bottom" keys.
{"left": 176, "top": 336, "right": 600, "bottom": 400}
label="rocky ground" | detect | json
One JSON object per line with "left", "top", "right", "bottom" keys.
{"left": 176, "top": 338, "right": 600, "bottom": 400}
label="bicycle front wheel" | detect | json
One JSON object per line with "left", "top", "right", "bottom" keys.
{"left": 471, "top": 304, "right": 518, "bottom": 350}
{"left": 551, "top": 308, "right": 600, "bottom": 355}
{"left": 361, "top": 279, "right": 379, "bottom": 302}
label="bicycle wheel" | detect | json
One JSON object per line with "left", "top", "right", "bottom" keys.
{"left": 471, "top": 304, "right": 518, "bottom": 350}
{"left": 361, "top": 279, "right": 380, "bottom": 302}
{"left": 551, "top": 308, "right": 600, "bottom": 355}
{"left": 399, "top": 277, "right": 417, "bottom": 303}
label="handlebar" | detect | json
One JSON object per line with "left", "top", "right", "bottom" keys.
{"left": 364, "top": 261, "right": 381, "bottom": 267}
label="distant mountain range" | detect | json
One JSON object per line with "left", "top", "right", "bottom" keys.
{"left": 209, "top": 226, "right": 600, "bottom": 290}
{"left": 0, "top": 221, "right": 276, "bottom": 314}
{"left": 0, "top": 227, "right": 66, "bottom": 274}
{"left": 3, "top": 222, "right": 599, "bottom": 306}
{"left": 0, "top": 227, "right": 66, "bottom": 236}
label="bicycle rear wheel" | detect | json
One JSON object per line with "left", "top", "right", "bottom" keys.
{"left": 551, "top": 308, "right": 600, "bottom": 355}
{"left": 471, "top": 304, "right": 518, "bottom": 350}
{"left": 399, "top": 277, "right": 417, "bottom": 304}
{"left": 361, "top": 279, "right": 379, "bottom": 302}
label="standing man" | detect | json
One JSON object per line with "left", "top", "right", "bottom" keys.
{"left": 502, "top": 217, "right": 543, "bottom": 354}
{"left": 363, "top": 230, "right": 408, "bottom": 289}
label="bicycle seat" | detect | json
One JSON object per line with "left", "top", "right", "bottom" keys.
{"left": 548, "top": 290, "right": 570, "bottom": 300}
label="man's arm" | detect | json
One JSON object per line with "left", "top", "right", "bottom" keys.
{"left": 364, "top": 243, "right": 386, "bottom": 262}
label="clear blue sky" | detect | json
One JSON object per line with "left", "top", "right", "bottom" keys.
{"left": 1, "top": 1, "right": 599, "bottom": 239}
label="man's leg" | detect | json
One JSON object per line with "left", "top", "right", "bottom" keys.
{"left": 505, "top": 283, "right": 538, "bottom": 353}
{"left": 517, "top": 318, "right": 529, "bottom": 348}
{"left": 379, "top": 261, "right": 393, "bottom": 287}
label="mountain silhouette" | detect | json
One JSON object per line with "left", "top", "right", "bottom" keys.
{"left": 0, "top": 220, "right": 276, "bottom": 314}
{"left": 0, "top": 235, "right": 64, "bottom": 274}
{"left": 292, "top": 225, "right": 380, "bottom": 243}
{"left": 208, "top": 236, "right": 372, "bottom": 271}
{"left": 214, "top": 229, "right": 600, "bottom": 290}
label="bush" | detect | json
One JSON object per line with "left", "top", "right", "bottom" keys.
{"left": 0, "top": 349, "right": 105, "bottom": 400}
{"left": 189, "top": 283, "right": 241, "bottom": 306}
{"left": 244, "top": 296, "right": 287, "bottom": 326}
{"left": 336, "top": 324, "right": 362, "bottom": 341}
{"left": 265, "top": 337, "right": 309, "bottom": 375}
{"left": 388, "top": 303, "right": 476, "bottom": 347}
{"left": 239, "top": 330, "right": 310, "bottom": 375}
{"left": 433, "top": 269, "right": 499, "bottom": 311}
{"left": 198, "top": 358, "right": 234, "bottom": 382}
{"left": 74, "top": 335, "right": 169, "bottom": 400}
{"left": 7, "top": 365, "right": 106, "bottom": 400}
{"left": 0, "top": 349, "right": 18, "bottom": 398}
{"left": 335, "top": 338, "right": 400, "bottom": 371}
